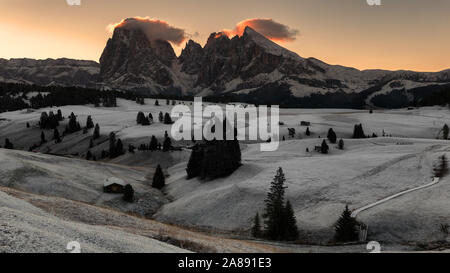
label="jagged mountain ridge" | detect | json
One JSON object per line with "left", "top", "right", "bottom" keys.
{"left": 1, "top": 26, "right": 449, "bottom": 107}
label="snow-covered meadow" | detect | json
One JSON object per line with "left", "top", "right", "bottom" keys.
{"left": 0, "top": 99, "right": 449, "bottom": 250}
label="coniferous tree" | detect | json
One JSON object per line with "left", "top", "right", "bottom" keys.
{"left": 86, "top": 115, "right": 94, "bottom": 129}
{"left": 306, "top": 127, "right": 311, "bottom": 136}
{"left": 141, "top": 116, "right": 150, "bottom": 126}
{"left": 57, "top": 109, "right": 63, "bottom": 121}
{"left": 352, "top": 124, "right": 366, "bottom": 139}
{"left": 54, "top": 128, "right": 61, "bottom": 143}
{"left": 109, "top": 132, "right": 116, "bottom": 158}
{"left": 334, "top": 205, "right": 359, "bottom": 242}
{"left": 327, "top": 128, "right": 337, "bottom": 144}
{"left": 89, "top": 138, "right": 94, "bottom": 148}
{"left": 86, "top": 150, "right": 92, "bottom": 160}
{"left": 67, "top": 112, "right": 80, "bottom": 133}
{"left": 186, "top": 144, "right": 204, "bottom": 179}
{"left": 164, "top": 113, "right": 173, "bottom": 124}
{"left": 152, "top": 164, "right": 165, "bottom": 189}
{"left": 40, "top": 131, "right": 46, "bottom": 144}
{"left": 26, "top": 122, "right": 30, "bottom": 128}
{"left": 282, "top": 200, "right": 299, "bottom": 241}
{"left": 4, "top": 138, "right": 13, "bottom": 149}
{"left": 149, "top": 135, "right": 158, "bottom": 151}
{"left": 148, "top": 113, "right": 154, "bottom": 124}
{"left": 163, "top": 131, "right": 172, "bottom": 152}
{"left": 263, "top": 167, "right": 287, "bottom": 241}
{"left": 155, "top": 100, "right": 159, "bottom": 106}
{"left": 443, "top": 124, "right": 449, "bottom": 139}
{"left": 338, "top": 139, "right": 344, "bottom": 150}
{"left": 123, "top": 184, "right": 134, "bottom": 203}
{"left": 321, "top": 140, "right": 329, "bottom": 154}
{"left": 158, "top": 112, "right": 164, "bottom": 123}
{"left": 433, "top": 154, "right": 449, "bottom": 178}
{"left": 93, "top": 124, "right": 100, "bottom": 139}
{"left": 251, "top": 213, "right": 262, "bottom": 238}
{"left": 136, "top": 112, "right": 146, "bottom": 125}
{"left": 115, "top": 139, "right": 124, "bottom": 157}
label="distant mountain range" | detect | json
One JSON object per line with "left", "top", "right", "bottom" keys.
{"left": 1, "top": 26, "right": 449, "bottom": 108}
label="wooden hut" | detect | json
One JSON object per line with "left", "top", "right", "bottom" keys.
{"left": 103, "top": 177, "right": 126, "bottom": 194}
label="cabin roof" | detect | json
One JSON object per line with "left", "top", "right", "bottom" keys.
{"left": 103, "top": 177, "right": 126, "bottom": 187}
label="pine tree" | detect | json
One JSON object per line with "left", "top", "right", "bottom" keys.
{"left": 136, "top": 111, "right": 146, "bottom": 125}
{"left": 4, "top": 138, "right": 13, "bottom": 149}
{"left": 93, "top": 124, "right": 100, "bottom": 139}
{"left": 443, "top": 124, "right": 449, "bottom": 139}
{"left": 115, "top": 139, "right": 124, "bottom": 157}
{"left": 40, "top": 131, "right": 46, "bottom": 144}
{"left": 334, "top": 205, "right": 359, "bottom": 242}
{"left": 86, "top": 115, "right": 94, "bottom": 129}
{"left": 54, "top": 128, "right": 61, "bottom": 143}
{"left": 163, "top": 131, "right": 172, "bottom": 152}
{"left": 321, "top": 140, "right": 329, "bottom": 154}
{"left": 282, "top": 200, "right": 299, "bottom": 241}
{"left": 251, "top": 213, "right": 262, "bottom": 238}
{"left": 141, "top": 116, "right": 150, "bottom": 126}
{"left": 123, "top": 184, "right": 134, "bottom": 203}
{"left": 263, "top": 167, "right": 287, "bottom": 241}
{"left": 89, "top": 138, "right": 94, "bottom": 148}
{"left": 57, "top": 109, "right": 63, "bottom": 121}
{"left": 148, "top": 113, "right": 154, "bottom": 123}
{"left": 306, "top": 127, "right": 311, "bottom": 136}
{"left": 338, "top": 139, "right": 344, "bottom": 150}
{"left": 353, "top": 124, "right": 366, "bottom": 139}
{"left": 164, "top": 113, "right": 173, "bottom": 124}
{"left": 26, "top": 122, "right": 30, "bottom": 128}
{"left": 158, "top": 112, "right": 164, "bottom": 123}
{"left": 433, "top": 154, "right": 449, "bottom": 178}
{"left": 149, "top": 135, "right": 158, "bottom": 151}
{"left": 155, "top": 100, "right": 159, "bottom": 106}
{"left": 186, "top": 144, "right": 204, "bottom": 179}
{"left": 327, "top": 128, "right": 337, "bottom": 144}
{"left": 68, "top": 112, "right": 79, "bottom": 133}
{"left": 152, "top": 164, "right": 165, "bottom": 189}
{"left": 109, "top": 132, "right": 116, "bottom": 158}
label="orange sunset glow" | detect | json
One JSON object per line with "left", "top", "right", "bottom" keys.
{"left": 1, "top": 0, "right": 449, "bottom": 72}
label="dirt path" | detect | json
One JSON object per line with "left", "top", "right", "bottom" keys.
{"left": 351, "top": 177, "right": 440, "bottom": 218}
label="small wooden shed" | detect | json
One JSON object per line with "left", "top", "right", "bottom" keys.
{"left": 103, "top": 177, "right": 126, "bottom": 194}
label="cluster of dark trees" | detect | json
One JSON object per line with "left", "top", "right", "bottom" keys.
{"left": 136, "top": 112, "right": 153, "bottom": 126}
{"left": 39, "top": 110, "right": 63, "bottom": 130}
{"left": 327, "top": 128, "right": 337, "bottom": 143}
{"left": 158, "top": 112, "right": 173, "bottom": 124}
{"left": 136, "top": 133, "right": 172, "bottom": 152}
{"left": 252, "top": 167, "right": 299, "bottom": 241}
{"left": 136, "top": 97, "right": 145, "bottom": 105}
{"left": 64, "top": 112, "right": 82, "bottom": 134}
{"left": 352, "top": 124, "right": 366, "bottom": 139}
{"left": 186, "top": 125, "right": 241, "bottom": 180}
{"left": 108, "top": 132, "right": 124, "bottom": 159}
{"left": 0, "top": 82, "right": 143, "bottom": 113}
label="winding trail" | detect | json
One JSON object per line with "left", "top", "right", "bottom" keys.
{"left": 351, "top": 177, "right": 440, "bottom": 218}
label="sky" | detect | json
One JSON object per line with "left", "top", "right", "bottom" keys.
{"left": 0, "top": 0, "right": 449, "bottom": 72}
